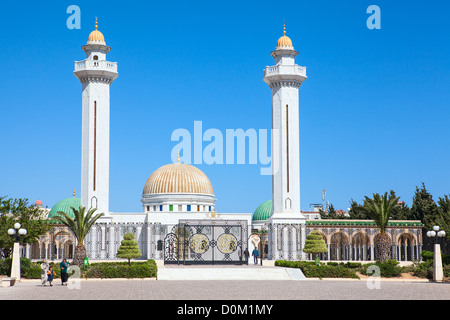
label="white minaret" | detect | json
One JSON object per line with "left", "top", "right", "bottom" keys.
{"left": 263, "top": 24, "right": 306, "bottom": 217}
{"left": 264, "top": 25, "right": 307, "bottom": 260}
{"left": 74, "top": 18, "right": 118, "bottom": 215}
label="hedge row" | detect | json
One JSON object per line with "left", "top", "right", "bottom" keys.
{"left": 275, "top": 260, "right": 359, "bottom": 279}
{"left": 85, "top": 260, "right": 157, "bottom": 279}
{"left": 0, "top": 258, "right": 158, "bottom": 279}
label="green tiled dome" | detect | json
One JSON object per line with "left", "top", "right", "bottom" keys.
{"left": 48, "top": 197, "right": 81, "bottom": 221}
{"left": 252, "top": 200, "right": 273, "bottom": 221}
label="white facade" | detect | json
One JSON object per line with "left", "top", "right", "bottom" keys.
{"left": 70, "top": 24, "right": 306, "bottom": 262}
{"left": 74, "top": 36, "right": 118, "bottom": 216}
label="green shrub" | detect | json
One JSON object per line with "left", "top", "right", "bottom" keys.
{"left": 411, "top": 261, "right": 433, "bottom": 279}
{"left": 419, "top": 251, "right": 450, "bottom": 266}
{"left": 345, "top": 262, "right": 362, "bottom": 269}
{"left": 361, "top": 260, "right": 402, "bottom": 278}
{"left": 85, "top": 260, "right": 157, "bottom": 278}
{"left": 444, "top": 265, "right": 450, "bottom": 277}
{"left": 0, "top": 258, "right": 46, "bottom": 279}
{"left": 275, "top": 260, "right": 359, "bottom": 279}
{"left": 421, "top": 250, "right": 434, "bottom": 261}
{"left": 300, "top": 264, "right": 359, "bottom": 279}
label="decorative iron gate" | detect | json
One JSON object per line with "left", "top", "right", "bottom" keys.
{"left": 164, "top": 219, "right": 248, "bottom": 265}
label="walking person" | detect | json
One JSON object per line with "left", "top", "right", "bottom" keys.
{"left": 244, "top": 248, "right": 249, "bottom": 265}
{"left": 60, "top": 258, "right": 70, "bottom": 286}
{"left": 252, "top": 247, "right": 259, "bottom": 265}
{"left": 47, "top": 266, "right": 56, "bottom": 287}
{"left": 40, "top": 259, "right": 49, "bottom": 286}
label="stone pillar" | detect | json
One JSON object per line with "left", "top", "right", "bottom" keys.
{"left": 136, "top": 224, "right": 142, "bottom": 259}
{"left": 290, "top": 226, "right": 297, "bottom": 260}
{"left": 100, "top": 224, "right": 107, "bottom": 259}
{"left": 282, "top": 227, "right": 289, "bottom": 259}
{"left": 370, "top": 244, "right": 374, "bottom": 261}
{"left": 271, "top": 224, "right": 278, "bottom": 260}
{"left": 108, "top": 224, "right": 115, "bottom": 260}
{"left": 300, "top": 224, "right": 306, "bottom": 260}
{"left": 327, "top": 244, "right": 330, "bottom": 261}
{"left": 433, "top": 243, "right": 444, "bottom": 282}
{"left": 91, "top": 225, "right": 97, "bottom": 259}
{"left": 10, "top": 243, "right": 21, "bottom": 280}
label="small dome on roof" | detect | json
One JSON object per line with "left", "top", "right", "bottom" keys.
{"left": 87, "top": 18, "right": 105, "bottom": 44}
{"left": 276, "top": 24, "right": 294, "bottom": 50}
{"left": 48, "top": 197, "right": 81, "bottom": 221}
{"left": 252, "top": 200, "right": 273, "bottom": 221}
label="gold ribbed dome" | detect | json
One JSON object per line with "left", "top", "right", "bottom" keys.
{"left": 88, "top": 18, "right": 105, "bottom": 42}
{"left": 143, "top": 162, "right": 214, "bottom": 195}
{"left": 276, "top": 24, "right": 293, "bottom": 49}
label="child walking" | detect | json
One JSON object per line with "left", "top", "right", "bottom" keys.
{"left": 47, "top": 266, "right": 56, "bottom": 287}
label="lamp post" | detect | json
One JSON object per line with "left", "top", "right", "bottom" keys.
{"left": 7, "top": 223, "right": 27, "bottom": 281}
{"left": 426, "top": 225, "right": 446, "bottom": 282}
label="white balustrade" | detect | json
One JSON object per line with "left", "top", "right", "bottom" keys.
{"left": 74, "top": 60, "right": 118, "bottom": 72}
{"left": 264, "top": 64, "right": 306, "bottom": 77}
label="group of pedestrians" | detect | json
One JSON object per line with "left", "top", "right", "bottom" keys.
{"left": 239, "top": 247, "right": 261, "bottom": 265}
{"left": 39, "top": 258, "right": 70, "bottom": 287}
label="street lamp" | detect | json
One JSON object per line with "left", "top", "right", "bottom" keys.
{"left": 7, "top": 223, "right": 27, "bottom": 281}
{"left": 427, "top": 225, "right": 446, "bottom": 282}
{"left": 8, "top": 223, "right": 28, "bottom": 242}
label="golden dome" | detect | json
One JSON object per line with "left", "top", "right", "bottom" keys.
{"left": 143, "top": 162, "right": 214, "bottom": 195}
{"left": 88, "top": 18, "right": 105, "bottom": 42}
{"left": 276, "top": 24, "right": 293, "bottom": 49}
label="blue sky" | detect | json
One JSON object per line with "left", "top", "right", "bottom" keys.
{"left": 1, "top": 0, "right": 449, "bottom": 214}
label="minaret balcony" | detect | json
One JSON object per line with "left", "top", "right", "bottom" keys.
{"left": 75, "top": 60, "right": 118, "bottom": 72}
{"left": 74, "top": 59, "right": 118, "bottom": 82}
{"left": 263, "top": 64, "right": 307, "bottom": 85}
{"left": 264, "top": 64, "right": 306, "bottom": 77}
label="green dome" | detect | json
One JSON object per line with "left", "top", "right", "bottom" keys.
{"left": 252, "top": 200, "right": 273, "bottom": 221}
{"left": 48, "top": 197, "right": 81, "bottom": 221}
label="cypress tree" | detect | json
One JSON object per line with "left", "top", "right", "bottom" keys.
{"left": 116, "top": 232, "right": 142, "bottom": 266}
{"left": 303, "top": 230, "right": 328, "bottom": 260}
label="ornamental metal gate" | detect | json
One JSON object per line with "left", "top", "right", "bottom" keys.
{"left": 164, "top": 219, "right": 248, "bottom": 265}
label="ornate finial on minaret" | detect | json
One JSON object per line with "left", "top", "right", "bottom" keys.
{"left": 177, "top": 151, "right": 181, "bottom": 163}
{"left": 283, "top": 23, "right": 286, "bottom": 35}
{"left": 73, "top": 189, "right": 76, "bottom": 198}
{"left": 95, "top": 17, "right": 98, "bottom": 30}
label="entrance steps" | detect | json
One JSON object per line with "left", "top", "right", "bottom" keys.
{"left": 157, "top": 265, "right": 306, "bottom": 281}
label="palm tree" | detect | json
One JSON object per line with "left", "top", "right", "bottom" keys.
{"left": 53, "top": 206, "right": 104, "bottom": 266}
{"left": 361, "top": 192, "right": 400, "bottom": 262}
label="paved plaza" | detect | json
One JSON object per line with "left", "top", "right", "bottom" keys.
{"left": 0, "top": 265, "right": 448, "bottom": 300}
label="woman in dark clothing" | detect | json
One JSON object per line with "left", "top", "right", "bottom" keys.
{"left": 60, "top": 258, "right": 70, "bottom": 286}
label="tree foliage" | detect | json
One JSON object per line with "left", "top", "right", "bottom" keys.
{"left": 116, "top": 232, "right": 142, "bottom": 265}
{"left": 319, "top": 203, "right": 345, "bottom": 219}
{"left": 0, "top": 196, "right": 50, "bottom": 258}
{"left": 53, "top": 206, "right": 104, "bottom": 266}
{"left": 303, "top": 230, "right": 328, "bottom": 255}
